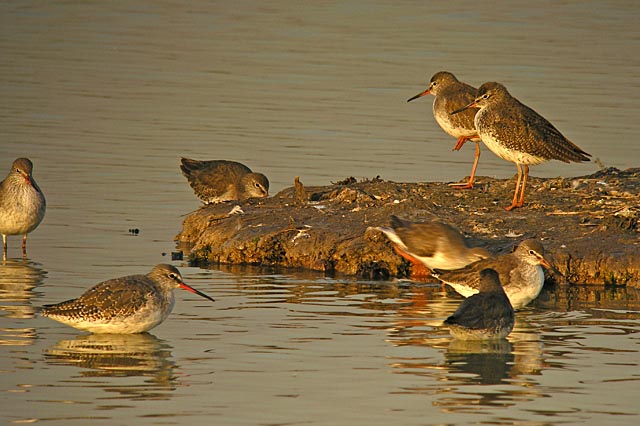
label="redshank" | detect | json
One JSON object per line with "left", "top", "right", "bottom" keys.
{"left": 433, "top": 239, "right": 550, "bottom": 309}
{"left": 180, "top": 158, "right": 269, "bottom": 204}
{"left": 0, "top": 158, "right": 46, "bottom": 259}
{"left": 375, "top": 215, "right": 490, "bottom": 279}
{"left": 41, "top": 264, "right": 215, "bottom": 334}
{"left": 407, "top": 71, "right": 482, "bottom": 189}
{"left": 444, "top": 268, "right": 515, "bottom": 340}
{"left": 451, "top": 82, "right": 591, "bottom": 210}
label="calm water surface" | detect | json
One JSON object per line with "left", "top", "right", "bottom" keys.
{"left": 2, "top": 265, "right": 639, "bottom": 425}
{"left": 1, "top": 1, "right": 639, "bottom": 424}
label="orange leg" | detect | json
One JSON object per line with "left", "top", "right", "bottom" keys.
{"left": 393, "top": 245, "right": 432, "bottom": 280}
{"left": 505, "top": 163, "right": 524, "bottom": 211}
{"left": 22, "top": 235, "right": 28, "bottom": 258}
{"left": 449, "top": 141, "right": 481, "bottom": 190}
{"left": 516, "top": 164, "right": 529, "bottom": 208}
{"left": 452, "top": 135, "right": 477, "bottom": 151}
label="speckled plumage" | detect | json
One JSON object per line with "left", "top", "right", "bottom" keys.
{"left": 408, "top": 71, "right": 482, "bottom": 188}
{"left": 444, "top": 268, "right": 515, "bottom": 340}
{"left": 0, "top": 158, "right": 46, "bottom": 258}
{"left": 41, "top": 264, "right": 215, "bottom": 334}
{"left": 376, "top": 215, "right": 489, "bottom": 274}
{"left": 452, "top": 82, "right": 591, "bottom": 210}
{"left": 180, "top": 158, "right": 269, "bottom": 204}
{"left": 433, "top": 239, "right": 550, "bottom": 310}
{"left": 472, "top": 82, "right": 590, "bottom": 163}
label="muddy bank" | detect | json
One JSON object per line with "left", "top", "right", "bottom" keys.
{"left": 175, "top": 167, "right": 640, "bottom": 287}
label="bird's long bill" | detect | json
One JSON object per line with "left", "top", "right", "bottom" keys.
{"left": 450, "top": 101, "right": 476, "bottom": 115}
{"left": 179, "top": 283, "right": 215, "bottom": 302}
{"left": 538, "top": 257, "right": 552, "bottom": 269}
{"left": 407, "top": 88, "right": 430, "bottom": 102}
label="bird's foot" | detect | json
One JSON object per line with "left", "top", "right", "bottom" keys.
{"left": 504, "top": 201, "right": 524, "bottom": 211}
{"left": 448, "top": 180, "right": 474, "bottom": 190}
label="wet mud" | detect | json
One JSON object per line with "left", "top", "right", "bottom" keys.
{"left": 176, "top": 167, "right": 640, "bottom": 287}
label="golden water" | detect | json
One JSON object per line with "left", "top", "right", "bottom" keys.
{"left": 1, "top": 1, "right": 639, "bottom": 424}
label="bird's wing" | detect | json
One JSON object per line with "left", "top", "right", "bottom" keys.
{"left": 43, "top": 276, "right": 157, "bottom": 321}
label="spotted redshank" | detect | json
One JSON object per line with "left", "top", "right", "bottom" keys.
{"left": 0, "top": 158, "right": 46, "bottom": 259}
{"left": 41, "top": 264, "right": 215, "bottom": 333}
{"left": 433, "top": 239, "right": 550, "bottom": 309}
{"left": 451, "top": 82, "right": 591, "bottom": 210}
{"left": 180, "top": 158, "right": 269, "bottom": 204}
{"left": 444, "top": 268, "right": 515, "bottom": 340}
{"left": 408, "top": 71, "right": 482, "bottom": 189}
{"left": 375, "top": 215, "right": 490, "bottom": 279}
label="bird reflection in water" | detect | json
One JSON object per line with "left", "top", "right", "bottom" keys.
{"left": 44, "top": 333, "right": 177, "bottom": 399}
{"left": 435, "top": 324, "right": 545, "bottom": 412}
{"left": 387, "top": 285, "right": 546, "bottom": 411}
{"left": 444, "top": 339, "right": 514, "bottom": 385}
{"left": 0, "top": 259, "right": 46, "bottom": 347}
{"left": 0, "top": 258, "right": 46, "bottom": 319}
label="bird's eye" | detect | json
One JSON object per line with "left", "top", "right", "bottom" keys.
{"left": 169, "top": 273, "right": 178, "bottom": 280}
{"left": 255, "top": 183, "right": 261, "bottom": 188}
{"left": 529, "top": 250, "right": 536, "bottom": 255}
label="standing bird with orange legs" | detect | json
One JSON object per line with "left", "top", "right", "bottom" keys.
{"left": 408, "top": 71, "right": 482, "bottom": 189}
{"left": 452, "top": 82, "right": 591, "bottom": 210}
{"left": 0, "top": 158, "right": 46, "bottom": 259}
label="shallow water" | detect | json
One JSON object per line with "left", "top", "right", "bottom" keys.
{"left": 2, "top": 264, "right": 639, "bottom": 425}
{"left": 1, "top": 0, "right": 639, "bottom": 424}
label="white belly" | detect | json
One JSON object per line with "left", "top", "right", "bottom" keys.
{"left": 480, "top": 134, "right": 548, "bottom": 166}
{"left": 434, "top": 111, "right": 477, "bottom": 140}
{"left": 0, "top": 186, "right": 46, "bottom": 235}
{"left": 50, "top": 297, "right": 174, "bottom": 334}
